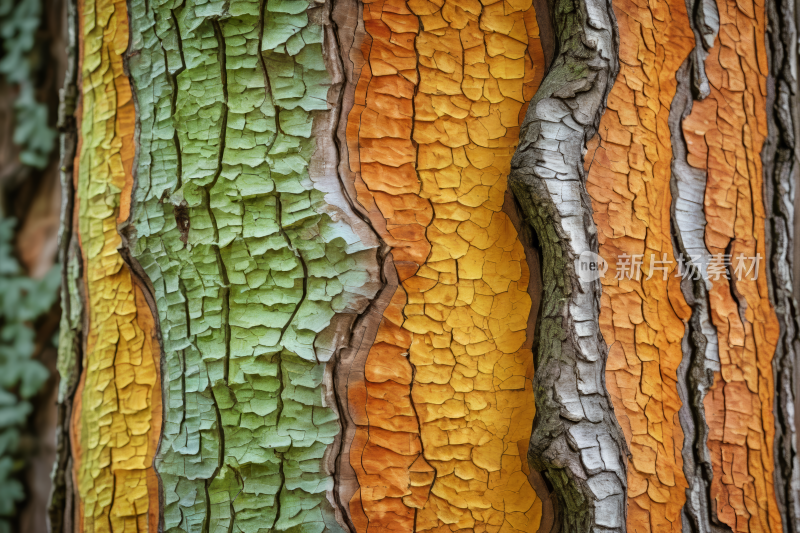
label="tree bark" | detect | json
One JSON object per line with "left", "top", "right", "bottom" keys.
{"left": 53, "top": 0, "right": 800, "bottom": 530}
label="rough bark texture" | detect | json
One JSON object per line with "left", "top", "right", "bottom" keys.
{"left": 670, "top": 57, "right": 730, "bottom": 533}
{"left": 340, "top": 0, "right": 548, "bottom": 530}
{"left": 53, "top": 0, "right": 800, "bottom": 528}
{"left": 764, "top": 0, "right": 800, "bottom": 527}
{"left": 66, "top": 0, "right": 164, "bottom": 528}
{"left": 124, "top": 0, "right": 382, "bottom": 529}
{"left": 60, "top": 0, "right": 554, "bottom": 529}
{"left": 681, "top": 1, "right": 782, "bottom": 526}
{"left": 507, "top": 0, "right": 631, "bottom": 530}
{"left": 585, "top": 0, "right": 791, "bottom": 528}
{"left": 48, "top": 0, "right": 81, "bottom": 529}
{"left": 586, "top": 0, "right": 696, "bottom": 523}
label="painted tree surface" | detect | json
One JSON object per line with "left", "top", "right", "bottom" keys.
{"left": 50, "top": 0, "right": 800, "bottom": 529}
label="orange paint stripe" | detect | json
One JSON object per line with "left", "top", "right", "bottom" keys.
{"left": 346, "top": 0, "right": 545, "bottom": 530}
{"left": 346, "top": 0, "right": 430, "bottom": 528}
{"left": 588, "top": 0, "right": 696, "bottom": 529}
{"left": 683, "top": 1, "right": 782, "bottom": 526}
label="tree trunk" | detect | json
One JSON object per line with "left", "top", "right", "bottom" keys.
{"left": 52, "top": 0, "right": 800, "bottom": 530}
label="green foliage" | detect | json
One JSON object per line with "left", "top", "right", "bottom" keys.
{"left": 0, "top": 2, "right": 60, "bottom": 524}
{"left": 0, "top": 218, "right": 59, "bottom": 533}
{"left": 0, "top": 0, "right": 56, "bottom": 169}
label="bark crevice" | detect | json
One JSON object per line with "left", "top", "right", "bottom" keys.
{"left": 47, "top": 0, "right": 81, "bottom": 526}
{"left": 763, "top": 0, "right": 800, "bottom": 525}
{"left": 669, "top": 56, "right": 731, "bottom": 533}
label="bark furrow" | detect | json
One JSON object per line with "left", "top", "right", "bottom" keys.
{"left": 764, "top": 0, "right": 800, "bottom": 526}
{"left": 48, "top": 0, "right": 81, "bottom": 528}
{"left": 670, "top": 57, "right": 728, "bottom": 533}
{"left": 678, "top": 0, "right": 782, "bottom": 524}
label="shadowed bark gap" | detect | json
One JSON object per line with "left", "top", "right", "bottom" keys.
{"left": 764, "top": 0, "right": 800, "bottom": 526}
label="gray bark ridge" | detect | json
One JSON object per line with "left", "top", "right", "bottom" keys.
{"left": 507, "top": 0, "right": 628, "bottom": 530}
{"left": 763, "top": 0, "right": 800, "bottom": 527}
{"left": 669, "top": 57, "right": 732, "bottom": 533}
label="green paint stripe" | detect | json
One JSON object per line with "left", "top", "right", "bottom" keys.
{"left": 128, "top": 0, "right": 379, "bottom": 530}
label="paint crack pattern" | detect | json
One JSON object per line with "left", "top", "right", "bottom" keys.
{"left": 127, "top": 0, "right": 381, "bottom": 530}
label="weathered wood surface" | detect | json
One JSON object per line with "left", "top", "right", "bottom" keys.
{"left": 586, "top": 0, "right": 696, "bottom": 526}
{"left": 680, "top": 0, "right": 783, "bottom": 526}
{"left": 52, "top": 0, "right": 800, "bottom": 528}
{"left": 506, "top": 0, "right": 631, "bottom": 528}
{"left": 509, "top": 0, "right": 799, "bottom": 528}
{"left": 763, "top": 0, "right": 800, "bottom": 524}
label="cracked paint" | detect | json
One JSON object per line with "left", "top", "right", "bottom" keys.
{"left": 71, "top": 0, "right": 162, "bottom": 529}
{"left": 345, "top": 0, "right": 546, "bottom": 530}
{"left": 127, "top": 0, "right": 380, "bottom": 530}
{"left": 65, "top": 0, "right": 797, "bottom": 528}
{"left": 682, "top": 0, "right": 783, "bottom": 527}
{"left": 589, "top": 0, "right": 786, "bottom": 527}
{"left": 584, "top": 0, "right": 696, "bottom": 528}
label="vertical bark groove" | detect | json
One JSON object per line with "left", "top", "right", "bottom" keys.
{"left": 48, "top": 0, "right": 81, "bottom": 527}
{"left": 670, "top": 57, "right": 730, "bottom": 533}
{"left": 764, "top": 0, "right": 800, "bottom": 526}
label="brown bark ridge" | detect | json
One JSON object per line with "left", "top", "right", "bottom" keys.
{"left": 45, "top": 0, "right": 81, "bottom": 527}
{"left": 507, "top": 0, "right": 629, "bottom": 530}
